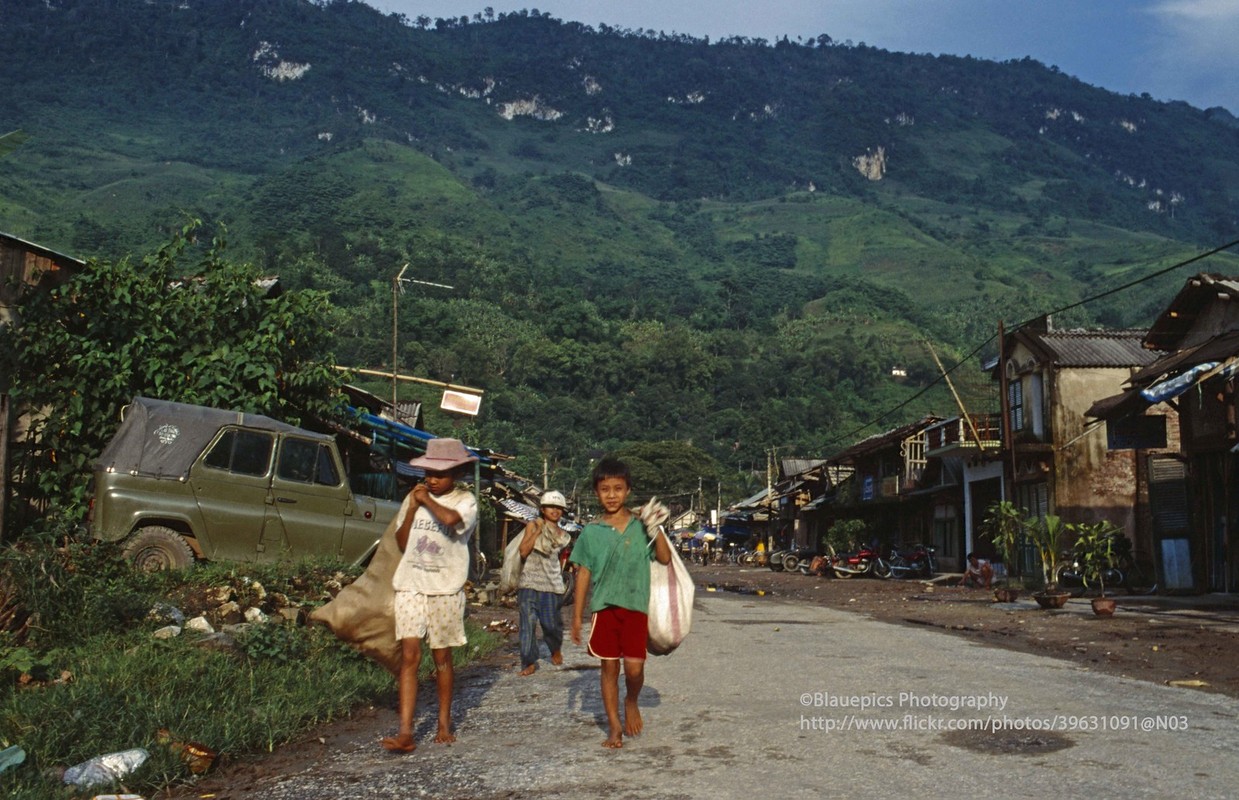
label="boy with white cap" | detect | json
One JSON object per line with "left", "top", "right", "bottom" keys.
{"left": 515, "top": 489, "right": 572, "bottom": 675}
{"left": 382, "top": 438, "right": 478, "bottom": 754}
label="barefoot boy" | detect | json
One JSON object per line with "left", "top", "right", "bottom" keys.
{"left": 569, "top": 456, "right": 672, "bottom": 748}
{"left": 382, "top": 438, "right": 478, "bottom": 753}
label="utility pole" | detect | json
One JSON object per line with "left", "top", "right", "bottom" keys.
{"left": 766, "top": 447, "right": 775, "bottom": 551}
{"left": 391, "top": 264, "right": 454, "bottom": 414}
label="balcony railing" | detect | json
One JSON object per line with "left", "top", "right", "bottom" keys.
{"left": 925, "top": 414, "right": 1003, "bottom": 455}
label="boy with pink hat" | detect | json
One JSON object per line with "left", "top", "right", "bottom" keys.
{"left": 382, "top": 438, "right": 478, "bottom": 754}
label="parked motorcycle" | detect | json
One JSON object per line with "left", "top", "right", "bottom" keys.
{"left": 1052, "top": 531, "right": 1156, "bottom": 596}
{"left": 766, "top": 548, "right": 789, "bottom": 572}
{"left": 829, "top": 543, "right": 891, "bottom": 579}
{"left": 780, "top": 546, "right": 819, "bottom": 572}
{"left": 886, "top": 543, "right": 938, "bottom": 579}
{"left": 795, "top": 553, "right": 834, "bottom": 576}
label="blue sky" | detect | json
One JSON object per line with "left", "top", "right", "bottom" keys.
{"left": 364, "top": 0, "right": 1239, "bottom": 113}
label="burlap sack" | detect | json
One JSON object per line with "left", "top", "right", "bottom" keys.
{"left": 309, "top": 497, "right": 408, "bottom": 676}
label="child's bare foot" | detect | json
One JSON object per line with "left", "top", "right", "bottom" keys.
{"left": 623, "top": 701, "right": 643, "bottom": 737}
{"left": 433, "top": 727, "right": 456, "bottom": 744}
{"left": 602, "top": 732, "right": 623, "bottom": 749}
{"left": 550, "top": 651, "right": 563, "bottom": 665}
{"left": 518, "top": 664, "right": 537, "bottom": 676}
{"left": 380, "top": 735, "right": 415, "bottom": 753}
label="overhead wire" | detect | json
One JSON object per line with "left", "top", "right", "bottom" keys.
{"left": 818, "top": 236, "right": 1239, "bottom": 452}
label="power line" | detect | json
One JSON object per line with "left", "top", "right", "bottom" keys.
{"left": 819, "top": 236, "right": 1239, "bottom": 451}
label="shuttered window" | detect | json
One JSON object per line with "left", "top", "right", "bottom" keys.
{"left": 1008, "top": 378, "right": 1025, "bottom": 432}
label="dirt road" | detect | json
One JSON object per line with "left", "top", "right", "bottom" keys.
{"left": 160, "top": 563, "right": 1239, "bottom": 798}
{"left": 687, "top": 563, "right": 1239, "bottom": 698}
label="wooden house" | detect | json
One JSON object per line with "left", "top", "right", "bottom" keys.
{"left": 824, "top": 415, "right": 944, "bottom": 551}
{"left": 1089, "top": 274, "right": 1239, "bottom": 591}
{"left": 923, "top": 412, "right": 1004, "bottom": 571}
{"left": 0, "top": 232, "right": 86, "bottom": 538}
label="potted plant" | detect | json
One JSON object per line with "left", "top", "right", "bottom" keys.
{"left": 981, "top": 500, "right": 1023, "bottom": 602}
{"left": 1072, "top": 521, "right": 1121, "bottom": 616}
{"left": 1028, "top": 514, "right": 1071, "bottom": 609}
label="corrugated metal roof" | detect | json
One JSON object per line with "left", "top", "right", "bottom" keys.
{"left": 1035, "top": 329, "right": 1159, "bottom": 368}
{"left": 827, "top": 415, "right": 943, "bottom": 464}
{"left": 780, "top": 458, "right": 825, "bottom": 478}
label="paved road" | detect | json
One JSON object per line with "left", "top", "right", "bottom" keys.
{"left": 234, "top": 592, "right": 1238, "bottom": 799}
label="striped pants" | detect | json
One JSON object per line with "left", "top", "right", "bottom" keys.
{"left": 517, "top": 588, "right": 564, "bottom": 668}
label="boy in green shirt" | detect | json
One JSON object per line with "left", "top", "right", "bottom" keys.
{"left": 569, "top": 456, "right": 672, "bottom": 748}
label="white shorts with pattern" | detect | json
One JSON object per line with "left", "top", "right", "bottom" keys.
{"left": 393, "top": 589, "right": 467, "bottom": 649}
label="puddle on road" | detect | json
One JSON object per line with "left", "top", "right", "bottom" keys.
{"left": 942, "top": 728, "right": 1074, "bottom": 755}
{"left": 702, "top": 583, "right": 771, "bottom": 596}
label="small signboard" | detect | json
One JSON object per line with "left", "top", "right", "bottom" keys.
{"left": 1106, "top": 414, "right": 1167, "bottom": 450}
{"left": 440, "top": 389, "right": 482, "bottom": 416}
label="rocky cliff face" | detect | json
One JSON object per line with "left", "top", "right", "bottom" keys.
{"left": 853, "top": 146, "right": 886, "bottom": 181}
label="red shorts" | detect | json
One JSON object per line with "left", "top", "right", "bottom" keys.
{"left": 588, "top": 606, "right": 648, "bottom": 661}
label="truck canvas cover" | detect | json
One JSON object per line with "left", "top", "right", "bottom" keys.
{"left": 95, "top": 396, "right": 326, "bottom": 479}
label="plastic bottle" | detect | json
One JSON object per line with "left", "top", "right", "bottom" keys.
{"left": 62, "top": 748, "right": 149, "bottom": 788}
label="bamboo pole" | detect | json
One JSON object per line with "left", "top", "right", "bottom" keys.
{"left": 334, "top": 365, "right": 485, "bottom": 396}
{"left": 924, "top": 339, "right": 985, "bottom": 450}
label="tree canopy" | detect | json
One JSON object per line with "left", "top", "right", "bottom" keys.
{"left": 0, "top": 223, "right": 345, "bottom": 527}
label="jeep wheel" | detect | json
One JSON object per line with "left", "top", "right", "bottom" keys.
{"left": 122, "top": 526, "right": 195, "bottom": 572}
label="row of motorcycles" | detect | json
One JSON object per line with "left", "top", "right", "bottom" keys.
{"left": 766, "top": 541, "right": 938, "bottom": 579}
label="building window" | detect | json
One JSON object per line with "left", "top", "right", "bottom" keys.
{"left": 932, "top": 504, "right": 957, "bottom": 558}
{"left": 1008, "top": 378, "right": 1025, "bottom": 432}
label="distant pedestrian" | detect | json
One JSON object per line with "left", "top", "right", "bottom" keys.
{"left": 958, "top": 552, "right": 994, "bottom": 588}
{"left": 382, "top": 438, "right": 478, "bottom": 754}
{"left": 569, "top": 456, "right": 672, "bottom": 748}
{"left": 516, "top": 489, "right": 572, "bottom": 676}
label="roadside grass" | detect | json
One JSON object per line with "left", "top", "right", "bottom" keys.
{"left": 0, "top": 540, "right": 501, "bottom": 799}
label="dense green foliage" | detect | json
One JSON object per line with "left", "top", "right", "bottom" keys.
{"left": 3, "top": 0, "right": 1239, "bottom": 496}
{"left": 0, "top": 222, "right": 345, "bottom": 526}
{"left": 0, "top": 540, "right": 500, "bottom": 799}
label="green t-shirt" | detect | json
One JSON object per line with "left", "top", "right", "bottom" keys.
{"left": 570, "top": 516, "right": 654, "bottom": 614}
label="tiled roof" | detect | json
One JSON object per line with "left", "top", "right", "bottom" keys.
{"left": 1034, "top": 329, "right": 1159, "bottom": 368}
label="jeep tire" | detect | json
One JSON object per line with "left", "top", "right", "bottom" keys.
{"left": 122, "top": 526, "right": 195, "bottom": 572}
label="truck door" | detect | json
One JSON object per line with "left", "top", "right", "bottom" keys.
{"left": 270, "top": 436, "right": 350, "bottom": 559}
{"left": 191, "top": 428, "right": 281, "bottom": 561}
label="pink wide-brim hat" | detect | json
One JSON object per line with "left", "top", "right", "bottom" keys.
{"left": 408, "top": 438, "right": 478, "bottom": 470}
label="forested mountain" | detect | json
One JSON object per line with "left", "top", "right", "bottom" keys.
{"left": 3, "top": 0, "right": 1239, "bottom": 494}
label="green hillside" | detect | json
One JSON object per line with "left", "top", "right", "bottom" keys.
{"left": 2, "top": 0, "right": 1238, "bottom": 490}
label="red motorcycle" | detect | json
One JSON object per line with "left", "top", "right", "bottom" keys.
{"left": 887, "top": 543, "right": 938, "bottom": 579}
{"left": 829, "top": 542, "right": 891, "bottom": 579}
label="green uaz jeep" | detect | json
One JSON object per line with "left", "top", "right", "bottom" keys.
{"left": 89, "top": 397, "right": 401, "bottom": 571}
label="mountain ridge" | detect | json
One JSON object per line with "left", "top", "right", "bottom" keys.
{"left": 3, "top": 0, "right": 1238, "bottom": 487}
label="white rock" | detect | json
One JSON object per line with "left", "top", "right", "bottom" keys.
{"left": 153, "top": 625, "right": 182, "bottom": 639}
{"left": 185, "top": 616, "right": 215, "bottom": 634}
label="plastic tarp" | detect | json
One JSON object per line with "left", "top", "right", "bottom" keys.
{"left": 94, "top": 397, "right": 315, "bottom": 479}
{"left": 1140, "top": 361, "right": 1239, "bottom": 404}
{"left": 351, "top": 409, "right": 490, "bottom": 478}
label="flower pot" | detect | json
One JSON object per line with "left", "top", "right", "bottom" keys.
{"left": 1033, "top": 591, "right": 1070, "bottom": 609}
{"left": 1091, "top": 597, "right": 1117, "bottom": 616}
{"left": 993, "top": 587, "right": 1021, "bottom": 603}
